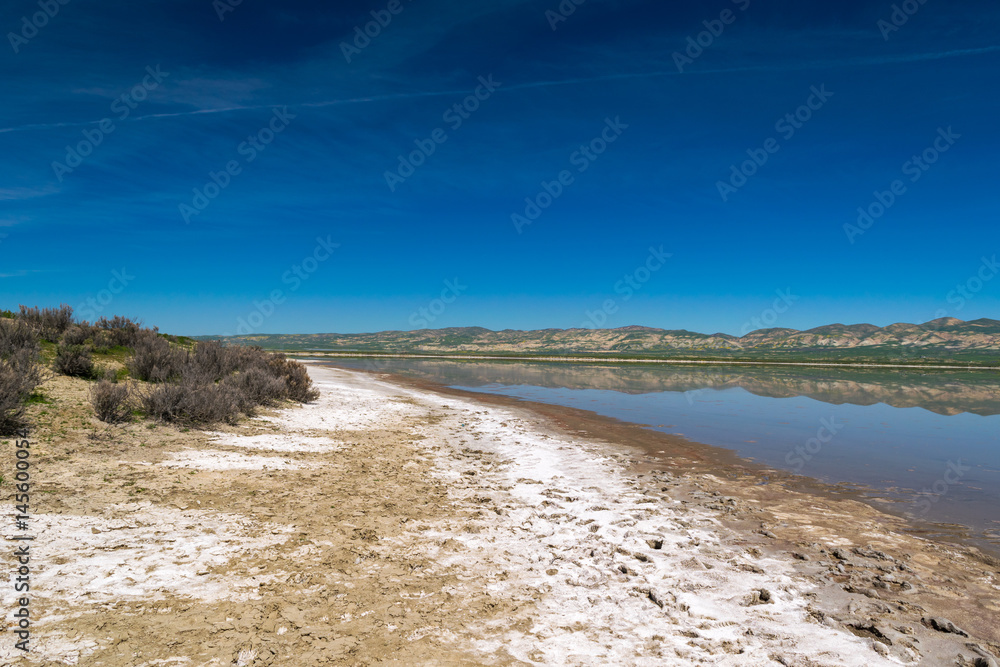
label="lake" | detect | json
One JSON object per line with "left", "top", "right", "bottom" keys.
{"left": 327, "top": 358, "right": 1000, "bottom": 551}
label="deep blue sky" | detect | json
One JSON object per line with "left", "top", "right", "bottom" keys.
{"left": 2, "top": 0, "right": 998, "bottom": 336}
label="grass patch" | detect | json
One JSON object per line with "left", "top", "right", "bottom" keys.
{"left": 26, "top": 391, "right": 52, "bottom": 405}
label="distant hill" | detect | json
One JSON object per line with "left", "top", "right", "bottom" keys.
{"left": 196, "top": 318, "right": 1000, "bottom": 366}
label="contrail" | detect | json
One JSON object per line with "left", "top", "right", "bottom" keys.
{"left": 0, "top": 45, "right": 997, "bottom": 135}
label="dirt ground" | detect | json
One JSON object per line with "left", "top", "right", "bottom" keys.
{"left": 0, "top": 364, "right": 998, "bottom": 666}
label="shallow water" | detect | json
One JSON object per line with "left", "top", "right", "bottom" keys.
{"left": 328, "top": 358, "right": 1000, "bottom": 549}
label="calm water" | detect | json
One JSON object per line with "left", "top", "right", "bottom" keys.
{"left": 328, "top": 358, "right": 1000, "bottom": 549}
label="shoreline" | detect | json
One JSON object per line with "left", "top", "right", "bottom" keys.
{"left": 290, "top": 351, "right": 1000, "bottom": 371}
{"left": 3, "top": 364, "right": 998, "bottom": 665}
{"left": 314, "top": 363, "right": 1000, "bottom": 661}
{"left": 319, "top": 360, "right": 1000, "bottom": 560}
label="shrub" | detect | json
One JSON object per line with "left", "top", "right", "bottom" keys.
{"left": 0, "top": 319, "right": 38, "bottom": 359}
{"left": 192, "top": 382, "right": 244, "bottom": 424}
{"left": 18, "top": 304, "right": 73, "bottom": 342}
{"left": 128, "top": 332, "right": 187, "bottom": 382}
{"left": 225, "top": 367, "right": 287, "bottom": 408}
{"left": 55, "top": 344, "right": 95, "bottom": 378}
{"left": 92, "top": 329, "right": 114, "bottom": 353}
{"left": 142, "top": 378, "right": 242, "bottom": 425}
{"left": 0, "top": 349, "right": 43, "bottom": 434}
{"left": 61, "top": 325, "right": 92, "bottom": 347}
{"left": 140, "top": 382, "right": 185, "bottom": 422}
{"left": 90, "top": 380, "right": 133, "bottom": 424}
{"left": 191, "top": 341, "right": 266, "bottom": 380}
{"left": 95, "top": 315, "right": 144, "bottom": 348}
{"left": 268, "top": 354, "right": 320, "bottom": 402}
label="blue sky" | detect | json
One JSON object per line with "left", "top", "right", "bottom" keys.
{"left": 1, "top": 0, "right": 998, "bottom": 336}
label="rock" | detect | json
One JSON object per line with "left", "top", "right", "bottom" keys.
{"left": 646, "top": 538, "right": 663, "bottom": 550}
{"left": 968, "top": 644, "right": 999, "bottom": 667}
{"left": 832, "top": 548, "right": 850, "bottom": 561}
{"left": 924, "top": 616, "right": 969, "bottom": 636}
{"left": 853, "top": 546, "right": 893, "bottom": 561}
{"left": 646, "top": 588, "right": 667, "bottom": 609}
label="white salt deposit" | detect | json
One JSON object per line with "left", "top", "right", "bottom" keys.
{"left": 206, "top": 431, "right": 343, "bottom": 453}
{"left": 253, "top": 367, "right": 419, "bottom": 431}
{"left": 160, "top": 449, "right": 310, "bottom": 470}
{"left": 326, "top": 366, "right": 905, "bottom": 666}
{"left": 0, "top": 502, "right": 291, "bottom": 607}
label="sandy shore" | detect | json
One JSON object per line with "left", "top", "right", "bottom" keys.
{"left": 2, "top": 364, "right": 998, "bottom": 665}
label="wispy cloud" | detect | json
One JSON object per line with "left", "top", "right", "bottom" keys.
{"left": 3, "top": 43, "right": 998, "bottom": 137}
{"left": 0, "top": 186, "right": 58, "bottom": 201}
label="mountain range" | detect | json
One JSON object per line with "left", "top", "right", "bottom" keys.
{"left": 203, "top": 318, "right": 1000, "bottom": 366}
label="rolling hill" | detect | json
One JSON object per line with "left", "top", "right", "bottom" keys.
{"left": 197, "top": 318, "right": 1000, "bottom": 366}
